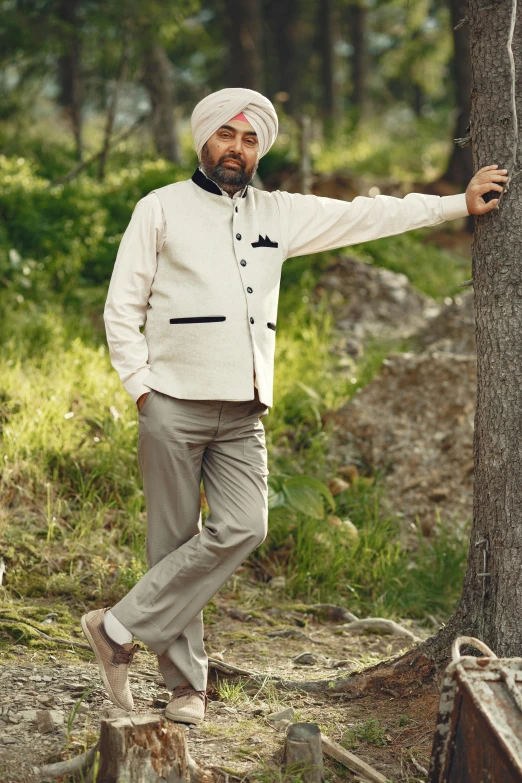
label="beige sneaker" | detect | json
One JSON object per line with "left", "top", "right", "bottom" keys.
{"left": 80, "top": 607, "right": 138, "bottom": 712}
{"left": 165, "top": 683, "right": 208, "bottom": 726}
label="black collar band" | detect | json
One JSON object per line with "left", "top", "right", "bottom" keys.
{"left": 191, "top": 167, "right": 249, "bottom": 199}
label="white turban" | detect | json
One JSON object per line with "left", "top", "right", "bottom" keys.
{"left": 191, "top": 88, "right": 278, "bottom": 159}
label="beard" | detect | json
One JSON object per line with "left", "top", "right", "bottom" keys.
{"left": 199, "top": 143, "right": 258, "bottom": 190}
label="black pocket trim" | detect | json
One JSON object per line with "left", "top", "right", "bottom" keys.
{"left": 170, "top": 316, "right": 226, "bottom": 324}
{"left": 267, "top": 322, "right": 276, "bottom": 331}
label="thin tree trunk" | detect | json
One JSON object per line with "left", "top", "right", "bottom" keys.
{"left": 348, "top": 1, "right": 367, "bottom": 123}
{"left": 224, "top": 0, "right": 264, "bottom": 92}
{"left": 318, "top": 0, "right": 340, "bottom": 138}
{"left": 141, "top": 42, "right": 182, "bottom": 164}
{"left": 443, "top": 0, "right": 473, "bottom": 193}
{"left": 266, "top": 0, "right": 301, "bottom": 116}
{"left": 56, "top": 0, "right": 83, "bottom": 161}
{"left": 98, "top": 36, "right": 130, "bottom": 181}
{"left": 423, "top": 0, "right": 522, "bottom": 661}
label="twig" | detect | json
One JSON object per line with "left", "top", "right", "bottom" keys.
{"left": 458, "top": 279, "right": 473, "bottom": 287}
{"left": 50, "top": 114, "right": 148, "bottom": 186}
{"left": 409, "top": 755, "right": 429, "bottom": 776}
{"left": 308, "top": 603, "right": 359, "bottom": 623}
{"left": 34, "top": 744, "right": 98, "bottom": 779}
{"left": 454, "top": 16, "right": 468, "bottom": 29}
{"left": 0, "top": 616, "right": 91, "bottom": 650}
{"left": 337, "top": 618, "right": 422, "bottom": 642}
{"left": 321, "top": 734, "right": 387, "bottom": 783}
{"left": 454, "top": 134, "right": 472, "bottom": 148}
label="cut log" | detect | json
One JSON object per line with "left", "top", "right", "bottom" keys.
{"left": 96, "top": 714, "right": 209, "bottom": 783}
{"left": 321, "top": 734, "right": 387, "bottom": 783}
{"left": 285, "top": 722, "right": 324, "bottom": 782}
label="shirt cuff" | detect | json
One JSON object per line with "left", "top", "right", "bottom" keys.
{"left": 440, "top": 193, "right": 469, "bottom": 221}
{"left": 123, "top": 368, "right": 153, "bottom": 403}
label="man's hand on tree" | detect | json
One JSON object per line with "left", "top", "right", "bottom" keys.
{"left": 465, "top": 164, "right": 508, "bottom": 214}
{"left": 137, "top": 392, "right": 149, "bottom": 412}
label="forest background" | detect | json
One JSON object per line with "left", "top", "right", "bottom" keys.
{"left": 0, "top": 0, "right": 475, "bottom": 696}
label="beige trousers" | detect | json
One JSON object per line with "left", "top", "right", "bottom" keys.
{"left": 111, "top": 387, "right": 269, "bottom": 692}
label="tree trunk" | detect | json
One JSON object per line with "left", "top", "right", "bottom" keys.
{"left": 317, "top": 0, "right": 340, "bottom": 138}
{"left": 423, "top": 0, "right": 522, "bottom": 661}
{"left": 224, "top": 0, "right": 264, "bottom": 93}
{"left": 443, "top": 0, "right": 474, "bottom": 210}
{"left": 141, "top": 42, "right": 182, "bottom": 164}
{"left": 266, "top": 0, "right": 301, "bottom": 116}
{"left": 347, "top": 0, "right": 367, "bottom": 124}
{"left": 56, "top": 0, "right": 83, "bottom": 161}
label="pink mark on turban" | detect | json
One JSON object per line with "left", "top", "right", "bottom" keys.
{"left": 230, "top": 112, "right": 250, "bottom": 123}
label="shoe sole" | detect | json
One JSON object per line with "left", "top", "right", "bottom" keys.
{"left": 81, "top": 614, "right": 132, "bottom": 712}
{"left": 165, "top": 708, "right": 204, "bottom": 726}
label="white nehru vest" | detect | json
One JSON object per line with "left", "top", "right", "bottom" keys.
{"left": 105, "top": 167, "right": 469, "bottom": 408}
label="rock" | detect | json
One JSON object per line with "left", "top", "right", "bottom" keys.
{"left": 36, "top": 710, "right": 56, "bottom": 734}
{"left": 315, "top": 255, "right": 439, "bottom": 358}
{"left": 267, "top": 707, "right": 295, "bottom": 723}
{"left": 18, "top": 710, "right": 38, "bottom": 722}
{"left": 247, "top": 735, "right": 264, "bottom": 744}
{"left": 415, "top": 291, "right": 474, "bottom": 355}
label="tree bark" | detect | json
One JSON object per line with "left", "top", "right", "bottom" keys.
{"left": 56, "top": 0, "right": 83, "bottom": 161}
{"left": 141, "top": 42, "right": 182, "bottom": 164}
{"left": 422, "top": 0, "right": 522, "bottom": 661}
{"left": 224, "top": 0, "right": 264, "bottom": 92}
{"left": 443, "top": 0, "right": 473, "bottom": 190}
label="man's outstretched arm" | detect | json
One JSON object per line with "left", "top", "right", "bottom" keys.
{"left": 276, "top": 165, "right": 507, "bottom": 260}
{"left": 103, "top": 195, "right": 164, "bottom": 403}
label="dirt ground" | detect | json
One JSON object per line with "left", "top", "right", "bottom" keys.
{"left": 0, "top": 585, "right": 440, "bottom": 782}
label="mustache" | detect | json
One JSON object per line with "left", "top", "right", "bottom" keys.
{"left": 219, "top": 153, "right": 245, "bottom": 168}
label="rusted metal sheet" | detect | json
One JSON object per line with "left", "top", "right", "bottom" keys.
{"left": 429, "top": 636, "right": 522, "bottom": 783}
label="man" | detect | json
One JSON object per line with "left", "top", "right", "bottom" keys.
{"left": 81, "top": 87, "right": 507, "bottom": 726}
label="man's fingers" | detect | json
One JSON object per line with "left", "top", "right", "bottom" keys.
{"left": 477, "top": 182, "right": 504, "bottom": 194}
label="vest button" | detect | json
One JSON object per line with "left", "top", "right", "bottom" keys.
{"left": 240, "top": 259, "right": 247, "bottom": 267}
{"left": 236, "top": 233, "right": 242, "bottom": 240}
{"left": 250, "top": 317, "right": 254, "bottom": 324}
{"left": 247, "top": 287, "right": 253, "bottom": 293}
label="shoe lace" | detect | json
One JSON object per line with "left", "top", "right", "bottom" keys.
{"left": 172, "top": 683, "right": 208, "bottom": 708}
{"left": 112, "top": 642, "right": 139, "bottom": 666}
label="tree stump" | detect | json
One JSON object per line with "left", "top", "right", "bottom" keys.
{"left": 285, "top": 722, "right": 324, "bottom": 782}
{"left": 96, "top": 714, "right": 203, "bottom": 783}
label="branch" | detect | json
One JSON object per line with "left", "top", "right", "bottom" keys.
{"left": 0, "top": 616, "right": 91, "bottom": 650}
{"left": 50, "top": 114, "right": 148, "bottom": 187}
{"left": 34, "top": 745, "right": 98, "bottom": 780}
{"left": 454, "top": 16, "right": 469, "bottom": 29}
{"left": 337, "top": 618, "right": 422, "bottom": 642}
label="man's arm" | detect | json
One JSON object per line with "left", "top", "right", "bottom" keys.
{"left": 103, "top": 195, "right": 164, "bottom": 403}
{"left": 275, "top": 189, "right": 469, "bottom": 260}
{"left": 275, "top": 165, "right": 507, "bottom": 259}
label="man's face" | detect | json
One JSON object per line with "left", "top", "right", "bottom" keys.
{"left": 200, "top": 119, "right": 260, "bottom": 190}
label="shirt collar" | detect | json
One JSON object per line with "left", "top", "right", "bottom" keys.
{"left": 192, "top": 166, "right": 249, "bottom": 199}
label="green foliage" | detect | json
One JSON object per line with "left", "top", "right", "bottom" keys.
{"left": 0, "top": 155, "right": 190, "bottom": 299}
{"left": 342, "top": 718, "right": 390, "bottom": 750}
{"left": 268, "top": 474, "right": 336, "bottom": 519}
